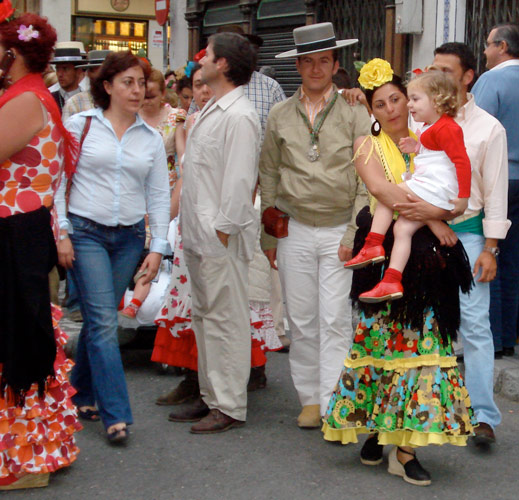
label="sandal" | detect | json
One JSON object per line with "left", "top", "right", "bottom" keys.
{"left": 388, "top": 447, "right": 431, "bottom": 486}
{"left": 78, "top": 407, "right": 100, "bottom": 422}
{"left": 106, "top": 425, "right": 129, "bottom": 445}
{"left": 360, "top": 435, "right": 384, "bottom": 465}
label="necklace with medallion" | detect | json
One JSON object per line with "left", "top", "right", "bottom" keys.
{"left": 298, "top": 91, "right": 339, "bottom": 162}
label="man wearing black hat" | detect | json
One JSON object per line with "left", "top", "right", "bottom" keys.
{"left": 260, "top": 22, "right": 371, "bottom": 428}
{"left": 50, "top": 47, "right": 84, "bottom": 113}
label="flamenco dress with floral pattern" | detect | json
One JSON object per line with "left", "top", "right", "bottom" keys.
{"left": 0, "top": 75, "right": 82, "bottom": 486}
{"left": 322, "top": 132, "right": 477, "bottom": 447}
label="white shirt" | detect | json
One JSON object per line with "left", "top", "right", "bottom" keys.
{"left": 453, "top": 94, "right": 511, "bottom": 239}
{"left": 181, "top": 86, "right": 261, "bottom": 260}
{"left": 56, "top": 107, "right": 171, "bottom": 254}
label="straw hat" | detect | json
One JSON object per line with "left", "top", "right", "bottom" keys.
{"left": 50, "top": 48, "right": 84, "bottom": 65}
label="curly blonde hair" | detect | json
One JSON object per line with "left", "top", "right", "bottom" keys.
{"left": 407, "top": 71, "right": 459, "bottom": 117}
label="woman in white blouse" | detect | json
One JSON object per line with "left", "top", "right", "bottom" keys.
{"left": 56, "top": 51, "right": 170, "bottom": 444}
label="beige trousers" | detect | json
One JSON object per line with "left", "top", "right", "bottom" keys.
{"left": 184, "top": 237, "right": 251, "bottom": 421}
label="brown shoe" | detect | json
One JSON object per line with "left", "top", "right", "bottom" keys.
{"left": 168, "top": 397, "right": 209, "bottom": 422}
{"left": 247, "top": 366, "right": 267, "bottom": 392}
{"left": 156, "top": 373, "right": 200, "bottom": 405}
{"left": 297, "top": 404, "right": 321, "bottom": 428}
{"left": 190, "top": 409, "right": 245, "bottom": 434}
{"left": 473, "top": 422, "right": 496, "bottom": 446}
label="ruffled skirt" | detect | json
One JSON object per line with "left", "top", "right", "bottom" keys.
{"left": 322, "top": 307, "right": 476, "bottom": 447}
{"left": 0, "top": 305, "right": 81, "bottom": 482}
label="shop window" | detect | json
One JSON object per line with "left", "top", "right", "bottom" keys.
{"left": 73, "top": 17, "right": 148, "bottom": 54}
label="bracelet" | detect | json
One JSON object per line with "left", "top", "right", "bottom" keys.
{"left": 59, "top": 233, "right": 69, "bottom": 241}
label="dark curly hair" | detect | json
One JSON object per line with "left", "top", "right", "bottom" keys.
{"left": 0, "top": 13, "right": 57, "bottom": 73}
{"left": 91, "top": 51, "right": 151, "bottom": 110}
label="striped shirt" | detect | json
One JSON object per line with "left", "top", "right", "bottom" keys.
{"left": 299, "top": 85, "right": 334, "bottom": 126}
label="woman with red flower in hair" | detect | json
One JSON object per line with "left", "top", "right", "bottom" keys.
{"left": 0, "top": 5, "right": 81, "bottom": 491}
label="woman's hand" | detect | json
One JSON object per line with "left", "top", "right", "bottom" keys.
{"left": 264, "top": 248, "right": 277, "bottom": 270}
{"left": 139, "top": 252, "right": 162, "bottom": 285}
{"left": 58, "top": 235, "right": 75, "bottom": 269}
{"left": 450, "top": 197, "right": 469, "bottom": 218}
{"left": 393, "top": 194, "right": 452, "bottom": 221}
{"left": 426, "top": 220, "right": 458, "bottom": 247}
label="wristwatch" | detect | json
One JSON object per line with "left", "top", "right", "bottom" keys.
{"left": 483, "top": 246, "right": 500, "bottom": 257}
{"left": 59, "top": 233, "right": 69, "bottom": 241}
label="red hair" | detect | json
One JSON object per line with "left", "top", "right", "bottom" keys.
{"left": 0, "top": 13, "right": 57, "bottom": 73}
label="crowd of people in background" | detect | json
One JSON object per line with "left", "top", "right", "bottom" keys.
{"left": 1, "top": 0, "right": 519, "bottom": 491}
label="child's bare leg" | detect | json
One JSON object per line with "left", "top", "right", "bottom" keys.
{"left": 370, "top": 201, "right": 396, "bottom": 235}
{"left": 133, "top": 279, "right": 151, "bottom": 303}
{"left": 388, "top": 216, "right": 424, "bottom": 273}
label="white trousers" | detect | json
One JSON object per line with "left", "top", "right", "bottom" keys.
{"left": 184, "top": 236, "right": 251, "bottom": 421}
{"left": 277, "top": 219, "right": 353, "bottom": 415}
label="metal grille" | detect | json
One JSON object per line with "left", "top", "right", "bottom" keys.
{"left": 318, "top": 0, "right": 386, "bottom": 78}
{"left": 257, "top": 31, "right": 303, "bottom": 96}
{"left": 465, "top": 0, "right": 519, "bottom": 75}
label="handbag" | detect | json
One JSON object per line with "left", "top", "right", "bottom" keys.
{"left": 262, "top": 206, "right": 289, "bottom": 239}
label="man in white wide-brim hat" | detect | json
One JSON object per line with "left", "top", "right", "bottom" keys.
{"left": 259, "top": 22, "right": 371, "bottom": 428}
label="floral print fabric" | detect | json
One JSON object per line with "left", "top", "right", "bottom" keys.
{"left": 0, "top": 305, "right": 81, "bottom": 479}
{"left": 323, "top": 306, "right": 476, "bottom": 447}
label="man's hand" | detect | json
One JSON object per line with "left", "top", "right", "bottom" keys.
{"left": 57, "top": 235, "right": 74, "bottom": 269}
{"left": 264, "top": 248, "right": 277, "bottom": 270}
{"left": 340, "top": 88, "right": 368, "bottom": 109}
{"left": 216, "top": 229, "right": 229, "bottom": 248}
{"left": 139, "top": 252, "right": 162, "bottom": 285}
{"left": 427, "top": 220, "right": 458, "bottom": 247}
{"left": 473, "top": 251, "right": 497, "bottom": 282}
{"left": 449, "top": 197, "right": 469, "bottom": 218}
{"left": 338, "top": 245, "right": 353, "bottom": 262}
{"left": 394, "top": 194, "right": 451, "bottom": 222}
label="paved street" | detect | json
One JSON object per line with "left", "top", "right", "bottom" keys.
{"left": 9, "top": 333, "right": 519, "bottom": 500}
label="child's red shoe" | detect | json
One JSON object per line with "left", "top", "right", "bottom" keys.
{"left": 120, "top": 303, "right": 139, "bottom": 319}
{"left": 359, "top": 281, "right": 403, "bottom": 303}
{"left": 344, "top": 245, "right": 385, "bottom": 270}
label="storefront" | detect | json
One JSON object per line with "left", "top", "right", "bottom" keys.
{"left": 71, "top": 0, "right": 166, "bottom": 68}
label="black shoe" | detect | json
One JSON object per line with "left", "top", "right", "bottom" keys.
{"left": 494, "top": 351, "right": 503, "bottom": 360}
{"left": 360, "top": 435, "right": 384, "bottom": 465}
{"left": 503, "top": 346, "right": 515, "bottom": 357}
{"left": 388, "top": 447, "right": 431, "bottom": 486}
{"left": 168, "top": 397, "right": 209, "bottom": 422}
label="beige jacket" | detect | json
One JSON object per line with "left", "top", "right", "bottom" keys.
{"left": 259, "top": 86, "right": 371, "bottom": 250}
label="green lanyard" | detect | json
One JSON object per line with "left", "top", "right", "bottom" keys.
{"left": 402, "top": 152, "right": 412, "bottom": 181}
{"left": 298, "top": 91, "right": 339, "bottom": 162}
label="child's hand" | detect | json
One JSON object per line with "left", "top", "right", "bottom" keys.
{"left": 450, "top": 197, "right": 469, "bottom": 217}
{"left": 399, "top": 137, "right": 419, "bottom": 154}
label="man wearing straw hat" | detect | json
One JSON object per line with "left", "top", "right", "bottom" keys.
{"left": 49, "top": 47, "right": 85, "bottom": 112}
{"left": 62, "top": 50, "right": 111, "bottom": 122}
{"left": 259, "top": 22, "right": 371, "bottom": 428}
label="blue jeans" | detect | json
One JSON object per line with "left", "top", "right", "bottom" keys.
{"left": 458, "top": 232, "right": 501, "bottom": 429}
{"left": 490, "top": 180, "right": 519, "bottom": 351}
{"left": 65, "top": 270, "right": 80, "bottom": 312}
{"left": 68, "top": 213, "right": 145, "bottom": 428}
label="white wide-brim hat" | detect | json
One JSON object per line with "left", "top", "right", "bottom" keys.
{"left": 276, "top": 22, "right": 357, "bottom": 59}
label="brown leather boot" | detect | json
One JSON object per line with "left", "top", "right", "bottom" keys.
{"left": 168, "top": 397, "right": 209, "bottom": 422}
{"left": 247, "top": 365, "right": 267, "bottom": 392}
{"left": 156, "top": 370, "right": 200, "bottom": 405}
{"left": 190, "top": 409, "right": 245, "bottom": 434}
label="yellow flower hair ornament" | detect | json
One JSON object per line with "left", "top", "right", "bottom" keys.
{"left": 358, "top": 58, "right": 394, "bottom": 90}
